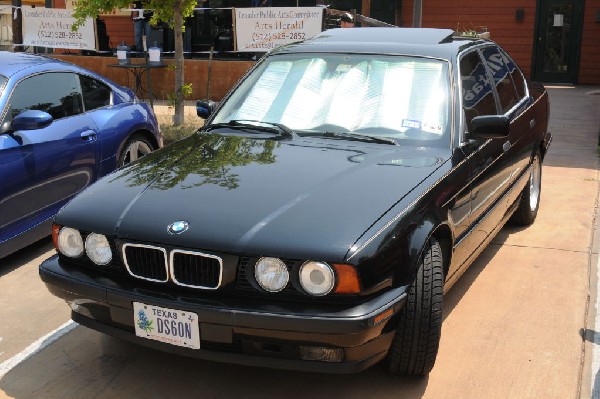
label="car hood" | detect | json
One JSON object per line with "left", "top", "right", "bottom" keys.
{"left": 60, "top": 133, "right": 451, "bottom": 261}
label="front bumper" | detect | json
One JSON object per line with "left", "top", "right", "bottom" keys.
{"left": 40, "top": 255, "right": 407, "bottom": 373}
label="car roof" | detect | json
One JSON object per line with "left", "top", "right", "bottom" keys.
{"left": 272, "top": 28, "right": 487, "bottom": 60}
{"left": 0, "top": 51, "right": 76, "bottom": 78}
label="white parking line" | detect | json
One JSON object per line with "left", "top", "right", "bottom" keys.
{"left": 0, "top": 321, "right": 76, "bottom": 379}
{"left": 592, "top": 255, "right": 600, "bottom": 398}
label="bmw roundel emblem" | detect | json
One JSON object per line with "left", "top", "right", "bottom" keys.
{"left": 168, "top": 221, "right": 189, "bottom": 234}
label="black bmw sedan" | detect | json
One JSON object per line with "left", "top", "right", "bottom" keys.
{"left": 40, "top": 28, "right": 551, "bottom": 376}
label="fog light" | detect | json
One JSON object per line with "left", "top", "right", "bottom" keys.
{"left": 299, "top": 346, "right": 344, "bottom": 362}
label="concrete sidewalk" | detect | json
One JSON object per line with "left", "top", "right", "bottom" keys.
{"left": 148, "top": 100, "right": 200, "bottom": 125}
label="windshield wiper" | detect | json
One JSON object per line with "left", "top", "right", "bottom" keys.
{"left": 303, "top": 131, "right": 397, "bottom": 145}
{"left": 202, "top": 120, "right": 295, "bottom": 139}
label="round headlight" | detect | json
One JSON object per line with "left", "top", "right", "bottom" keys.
{"left": 57, "top": 227, "right": 84, "bottom": 258}
{"left": 299, "top": 261, "right": 335, "bottom": 296}
{"left": 85, "top": 233, "right": 112, "bottom": 265}
{"left": 255, "top": 257, "right": 289, "bottom": 292}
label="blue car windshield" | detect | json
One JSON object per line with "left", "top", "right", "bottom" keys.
{"left": 212, "top": 53, "right": 451, "bottom": 146}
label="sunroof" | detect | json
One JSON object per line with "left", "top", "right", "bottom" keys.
{"left": 316, "top": 28, "right": 456, "bottom": 46}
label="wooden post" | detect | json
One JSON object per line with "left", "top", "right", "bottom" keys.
{"left": 11, "top": 0, "right": 23, "bottom": 52}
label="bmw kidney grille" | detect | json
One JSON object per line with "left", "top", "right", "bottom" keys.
{"left": 122, "top": 243, "right": 222, "bottom": 289}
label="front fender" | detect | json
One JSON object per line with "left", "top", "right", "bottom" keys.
{"left": 346, "top": 183, "right": 452, "bottom": 294}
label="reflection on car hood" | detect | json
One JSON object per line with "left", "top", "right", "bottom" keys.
{"left": 59, "top": 133, "right": 451, "bottom": 260}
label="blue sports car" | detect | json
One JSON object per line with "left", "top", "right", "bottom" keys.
{"left": 0, "top": 51, "right": 162, "bottom": 258}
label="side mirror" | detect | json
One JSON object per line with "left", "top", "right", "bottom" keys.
{"left": 196, "top": 100, "right": 217, "bottom": 119}
{"left": 469, "top": 115, "right": 510, "bottom": 139}
{"left": 0, "top": 120, "right": 11, "bottom": 135}
{"left": 11, "top": 110, "right": 54, "bottom": 131}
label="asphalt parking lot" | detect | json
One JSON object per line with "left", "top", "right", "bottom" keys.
{"left": 0, "top": 86, "right": 599, "bottom": 398}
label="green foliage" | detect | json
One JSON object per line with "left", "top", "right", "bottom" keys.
{"left": 460, "top": 29, "right": 479, "bottom": 38}
{"left": 116, "top": 134, "right": 279, "bottom": 191}
{"left": 167, "top": 83, "right": 193, "bottom": 108}
{"left": 160, "top": 122, "right": 197, "bottom": 145}
{"left": 71, "top": 0, "right": 197, "bottom": 30}
{"left": 70, "top": 0, "right": 198, "bottom": 126}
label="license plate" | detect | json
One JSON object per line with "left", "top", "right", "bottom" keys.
{"left": 133, "top": 302, "right": 200, "bottom": 349}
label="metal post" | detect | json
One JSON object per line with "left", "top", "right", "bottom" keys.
{"left": 145, "top": 52, "right": 154, "bottom": 109}
{"left": 206, "top": 45, "right": 214, "bottom": 99}
{"left": 412, "top": 0, "right": 422, "bottom": 28}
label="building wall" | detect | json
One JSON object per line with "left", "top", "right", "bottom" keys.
{"left": 401, "top": 0, "right": 600, "bottom": 84}
{"left": 102, "top": 16, "right": 134, "bottom": 50}
{"left": 580, "top": 0, "right": 600, "bottom": 84}
{"left": 54, "top": 0, "right": 134, "bottom": 49}
{"left": 402, "top": 0, "right": 537, "bottom": 78}
{"left": 42, "top": 0, "right": 600, "bottom": 86}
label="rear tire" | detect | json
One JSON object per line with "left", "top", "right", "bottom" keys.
{"left": 510, "top": 150, "right": 542, "bottom": 225}
{"left": 387, "top": 238, "right": 444, "bottom": 376}
{"left": 118, "top": 134, "right": 154, "bottom": 167}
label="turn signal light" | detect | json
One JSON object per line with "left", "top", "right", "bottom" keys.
{"left": 372, "top": 308, "right": 395, "bottom": 325}
{"left": 51, "top": 224, "right": 61, "bottom": 250}
{"left": 332, "top": 263, "right": 361, "bottom": 294}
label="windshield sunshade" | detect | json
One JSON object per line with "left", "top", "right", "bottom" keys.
{"left": 213, "top": 54, "right": 451, "bottom": 146}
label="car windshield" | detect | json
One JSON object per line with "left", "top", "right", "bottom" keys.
{"left": 212, "top": 53, "right": 451, "bottom": 146}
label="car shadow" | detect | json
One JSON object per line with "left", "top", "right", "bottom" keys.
{"left": 442, "top": 224, "right": 522, "bottom": 321}
{"left": 0, "top": 326, "right": 430, "bottom": 398}
{"left": 0, "top": 237, "right": 53, "bottom": 278}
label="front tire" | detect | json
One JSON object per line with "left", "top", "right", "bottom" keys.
{"left": 387, "top": 238, "right": 444, "bottom": 376}
{"left": 510, "top": 150, "right": 542, "bottom": 225}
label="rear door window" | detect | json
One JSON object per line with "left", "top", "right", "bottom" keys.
{"left": 481, "top": 46, "right": 520, "bottom": 114}
{"left": 459, "top": 50, "right": 498, "bottom": 133}
{"left": 80, "top": 75, "right": 111, "bottom": 111}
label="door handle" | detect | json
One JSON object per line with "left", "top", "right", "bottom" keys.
{"left": 503, "top": 141, "right": 511, "bottom": 152}
{"left": 80, "top": 130, "right": 97, "bottom": 142}
{"left": 529, "top": 119, "right": 536, "bottom": 129}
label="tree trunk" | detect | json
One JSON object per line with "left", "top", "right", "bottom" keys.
{"left": 12, "top": 0, "right": 23, "bottom": 52}
{"left": 173, "top": 1, "right": 185, "bottom": 126}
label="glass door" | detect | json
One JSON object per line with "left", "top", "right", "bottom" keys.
{"left": 533, "top": 0, "right": 583, "bottom": 83}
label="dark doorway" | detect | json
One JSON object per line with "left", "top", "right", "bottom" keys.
{"left": 369, "top": 0, "right": 396, "bottom": 25}
{"left": 532, "top": 0, "right": 584, "bottom": 83}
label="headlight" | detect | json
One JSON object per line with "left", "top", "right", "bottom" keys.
{"left": 85, "top": 233, "right": 112, "bottom": 265}
{"left": 57, "top": 227, "right": 84, "bottom": 258}
{"left": 299, "top": 261, "right": 335, "bottom": 296}
{"left": 254, "top": 257, "right": 289, "bottom": 292}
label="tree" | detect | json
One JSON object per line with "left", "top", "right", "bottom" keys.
{"left": 72, "top": 0, "right": 197, "bottom": 126}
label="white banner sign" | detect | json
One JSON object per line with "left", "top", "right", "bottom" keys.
{"left": 22, "top": 7, "right": 96, "bottom": 50}
{"left": 235, "top": 7, "right": 323, "bottom": 52}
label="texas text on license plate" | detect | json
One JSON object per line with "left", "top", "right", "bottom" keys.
{"left": 133, "top": 302, "right": 200, "bottom": 349}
